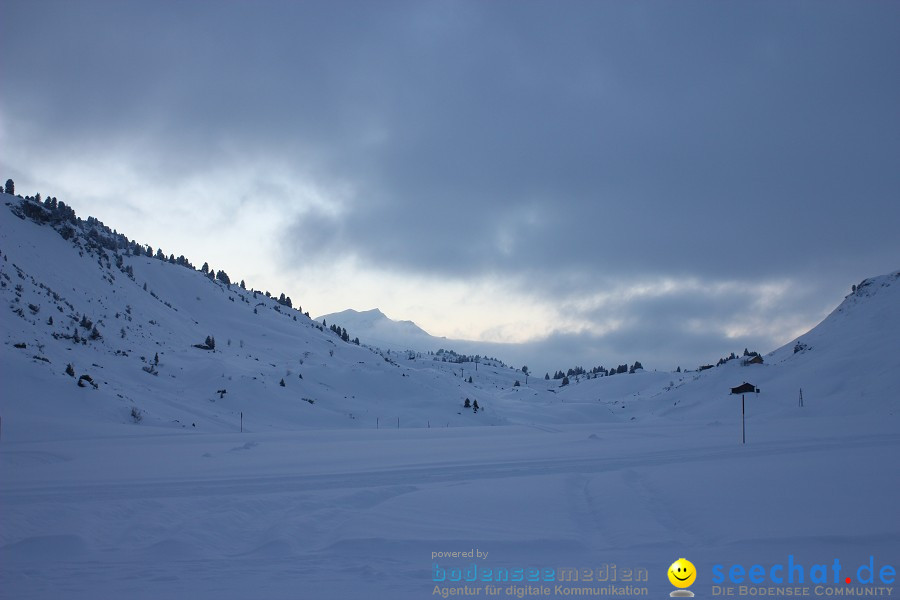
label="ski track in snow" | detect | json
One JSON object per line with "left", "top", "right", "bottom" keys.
{"left": 4, "top": 431, "right": 897, "bottom": 504}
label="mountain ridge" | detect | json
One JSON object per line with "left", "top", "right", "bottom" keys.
{"left": 2, "top": 190, "right": 897, "bottom": 444}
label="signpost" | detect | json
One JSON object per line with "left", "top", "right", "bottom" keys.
{"left": 730, "top": 382, "right": 760, "bottom": 445}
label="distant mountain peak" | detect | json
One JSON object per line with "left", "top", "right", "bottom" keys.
{"left": 316, "top": 307, "right": 434, "bottom": 350}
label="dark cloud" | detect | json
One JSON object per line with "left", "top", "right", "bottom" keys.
{"left": 2, "top": 0, "right": 898, "bottom": 368}
{"left": 273, "top": 1, "right": 900, "bottom": 283}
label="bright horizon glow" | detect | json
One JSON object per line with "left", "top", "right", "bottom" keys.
{"left": 0, "top": 167, "right": 857, "bottom": 369}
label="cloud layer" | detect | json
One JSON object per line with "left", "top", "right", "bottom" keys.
{"left": 3, "top": 1, "right": 898, "bottom": 369}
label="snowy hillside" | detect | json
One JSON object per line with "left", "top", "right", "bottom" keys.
{"left": 0, "top": 193, "right": 549, "bottom": 438}
{"left": 1, "top": 192, "right": 898, "bottom": 599}
{"left": 1, "top": 188, "right": 898, "bottom": 437}
{"left": 5, "top": 191, "right": 697, "bottom": 439}
{"left": 547, "top": 269, "right": 900, "bottom": 431}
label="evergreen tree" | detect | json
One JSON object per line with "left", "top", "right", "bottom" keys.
{"left": 545, "top": 373, "right": 550, "bottom": 380}
{"left": 279, "top": 378, "right": 285, "bottom": 387}
{"left": 4, "top": 179, "right": 13, "bottom": 195}
{"left": 561, "top": 376, "right": 570, "bottom": 386}
{"left": 65, "top": 363, "right": 75, "bottom": 377}
{"left": 201, "top": 262, "right": 209, "bottom": 274}
{"left": 464, "top": 398, "right": 471, "bottom": 408}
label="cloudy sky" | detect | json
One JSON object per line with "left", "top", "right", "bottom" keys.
{"left": 2, "top": 1, "right": 898, "bottom": 372}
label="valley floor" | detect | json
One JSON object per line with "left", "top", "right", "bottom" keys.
{"left": 2, "top": 415, "right": 898, "bottom": 599}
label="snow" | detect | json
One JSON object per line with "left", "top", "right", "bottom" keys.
{"left": 317, "top": 307, "right": 437, "bottom": 350}
{"left": 316, "top": 306, "right": 549, "bottom": 375}
{"left": 1, "top": 194, "right": 898, "bottom": 599}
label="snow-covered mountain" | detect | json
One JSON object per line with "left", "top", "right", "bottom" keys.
{"left": 317, "top": 307, "right": 549, "bottom": 373}
{"left": 316, "top": 307, "right": 439, "bottom": 352}
{"left": 2, "top": 190, "right": 898, "bottom": 441}
{"left": 554, "top": 268, "right": 900, "bottom": 424}
{"left": 2, "top": 191, "right": 899, "bottom": 600}
{"left": 0, "top": 193, "right": 529, "bottom": 439}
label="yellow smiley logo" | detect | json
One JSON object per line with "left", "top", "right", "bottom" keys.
{"left": 668, "top": 558, "right": 696, "bottom": 588}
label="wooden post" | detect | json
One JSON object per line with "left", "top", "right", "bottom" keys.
{"left": 397, "top": 417, "right": 400, "bottom": 429}
{"left": 742, "top": 395, "right": 745, "bottom": 445}
{"left": 799, "top": 388, "right": 804, "bottom": 408}
{"left": 240, "top": 411, "right": 243, "bottom": 433}
{"left": 376, "top": 417, "right": 379, "bottom": 429}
